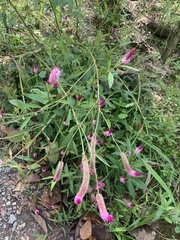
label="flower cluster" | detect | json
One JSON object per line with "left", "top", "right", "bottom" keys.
{"left": 47, "top": 67, "right": 61, "bottom": 87}
{"left": 120, "top": 152, "right": 142, "bottom": 177}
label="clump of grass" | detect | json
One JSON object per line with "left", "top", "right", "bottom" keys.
{"left": 0, "top": 0, "right": 179, "bottom": 238}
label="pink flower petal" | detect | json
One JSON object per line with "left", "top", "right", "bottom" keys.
{"left": 122, "top": 48, "right": 136, "bottom": 64}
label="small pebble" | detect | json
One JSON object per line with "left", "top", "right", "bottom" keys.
{"left": 6, "top": 201, "right": 11, "bottom": 206}
{"left": 4, "top": 237, "right": 9, "bottom": 240}
{"left": 16, "top": 209, "right": 21, "bottom": 215}
{"left": 12, "top": 221, "right": 17, "bottom": 231}
{"left": 12, "top": 202, "right": 16, "bottom": 206}
{"left": 17, "top": 222, "right": 26, "bottom": 230}
{"left": 8, "top": 214, "right": 17, "bottom": 224}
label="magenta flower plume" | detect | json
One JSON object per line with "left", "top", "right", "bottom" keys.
{"left": 122, "top": 48, "right": 136, "bottom": 64}
{"left": 77, "top": 94, "right": 82, "bottom": 101}
{"left": 103, "top": 129, "right": 112, "bottom": 137}
{"left": 92, "top": 120, "right": 97, "bottom": 125}
{"left": 53, "top": 161, "right": 64, "bottom": 182}
{"left": 42, "top": 167, "right": 47, "bottom": 172}
{"left": 47, "top": 67, "right": 61, "bottom": 87}
{"left": 96, "top": 181, "right": 105, "bottom": 190}
{"left": 88, "top": 133, "right": 93, "bottom": 140}
{"left": 134, "top": 145, "right": 144, "bottom": 155}
{"left": 74, "top": 154, "right": 90, "bottom": 204}
{"left": 33, "top": 64, "right": 38, "bottom": 73}
{"left": 126, "top": 151, "right": 131, "bottom": 156}
{"left": 125, "top": 201, "right": 136, "bottom": 207}
{"left": 60, "top": 149, "right": 66, "bottom": 155}
{"left": 120, "top": 152, "right": 142, "bottom": 177}
{"left": 120, "top": 177, "right": 128, "bottom": 183}
{"left": 33, "top": 153, "right": 37, "bottom": 158}
{"left": 34, "top": 209, "right": 39, "bottom": 215}
{"left": 0, "top": 159, "right": 3, "bottom": 164}
{"left": 99, "top": 99, "right": 106, "bottom": 107}
{"left": 96, "top": 193, "right": 114, "bottom": 222}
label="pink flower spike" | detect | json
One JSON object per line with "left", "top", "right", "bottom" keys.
{"left": 96, "top": 181, "right": 105, "bottom": 190}
{"left": 120, "top": 177, "right": 128, "bottom": 183}
{"left": 92, "top": 120, "right": 97, "bottom": 125}
{"left": 74, "top": 155, "right": 90, "bottom": 205}
{"left": 134, "top": 145, "right": 144, "bottom": 155}
{"left": 47, "top": 67, "right": 61, "bottom": 86}
{"left": 62, "top": 121, "right": 66, "bottom": 126}
{"left": 53, "top": 81, "right": 59, "bottom": 87}
{"left": 143, "top": 189, "right": 148, "bottom": 193}
{"left": 147, "top": 161, "right": 152, "bottom": 165}
{"left": 125, "top": 201, "right": 136, "bottom": 207}
{"left": 0, "top": 114, "right": 2, "bottom": 120}
{"left": 53, "top": 161, "right": 64, "bottom": 182}
{"left": 0, "top": 159, "right": 3, "bottom": 164}
{"left": 74, "top": 196, "right": 82, "bottom": 205}
{"left": 49, "top": 205, "right": 55, "bottom": 210}
{"left": 96, "top": 140, "right": 101, "bottom": 145}
{"left": 42, "top": 167, "right": 47, "bottom": 172}
{"left": 77, "top": 94, "right": 82, "bottom": 101}
{"left": 122, "top": 48, "right": 136, "bottom": 64}
{"left": 1, "top": 110, "right": 5, "bottom": 114}
{"left": 103, "top": 129, "right": 113, "bottom": 137}
{"left": 35, "top": 209, "right": 39, "bottom": 215}
{"left": 33, "top": 153, "right": 37, "bottom": 158}
{"left": 129, "top": 169, "right": 142, "bottom": 177}
{"left": 60, "top": 149, "right": 66, "bottom": 155}
{"left": 88, "top": 133, "right": 93, "bottom": 140}
{"left": 33, "top": 64, "right": 38, "bottom": 73}
{"left": 99, "top": 99, "right": 106, "bottom": 107}
{"left": 126, "top": 151, "right": 131, "bottom": 156}
{"left": 120, "top": 152, "right": 142, "bottom": 177}
{"left": 96, "top": 193, "right": 114, "bottom": 222}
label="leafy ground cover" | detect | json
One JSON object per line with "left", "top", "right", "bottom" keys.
{"left": 0, "top": 0, "right": 180, "bottom": 239}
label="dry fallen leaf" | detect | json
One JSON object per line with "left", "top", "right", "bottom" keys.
{"left": 130, "top": 225, "right": 156, "bottom": 240}
{"left": 80, "top": 220, "right": 92, "bottom": 240}
{"left": 13, "top": 180, "right": 29, "bottom": 192}
{"left": 137, "top": 16, "right": 151, "bottom": 25}
{"left": 26, "top": 173, "right": 41, "bottom": 183}
{"left": 0, "top": 125, "right": 10, "bottom": 135}
{"left": 31, "top": 213, "right": 48, "bottom": 234}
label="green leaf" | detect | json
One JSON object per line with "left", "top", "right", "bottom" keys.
{"left": 60, "top": 128, "right": 76, "bottom": 149}
{"left": 39, "top": 71, "right": 46, "bottom": 78}
{"left": 127, "top": 180, "right": 136, "bottom": 198}
{"left": 28, "top": 163, "right": 41, "bottom": 170}
{"left": 20, "top": 117, "right": 31, "bottom": 130}
{"left": 16, "top": 155, "right": 34, "bottom": 162}
{"left": 25, "top": 89, "right": 50, "bottom": 104}
{"left": 174, "top": 226, "right": 180, "bottom": 233}
{"left": 96, "top": 154, "right": 110, "bottom": 167}
{"left": 7, "top": 130, "right": 26, "bottom": 142}
{"left": 66, "top": 109, "right": 72, "bottom": 125}
{"left": 143, "top": 161, "right": 175, "bottom": 205}
{"left": 113, "top": 227, "right": 127, "bottom": 232}
{"left": 45, "top": 142, "right": 59, "bottom": 164}
{"left": 142, "top": 141, "right": 174, "bottom": 169}
{"left": 130, "top": 179, "right": 148, "bottom": 190}
{"left": 9, "top": 99, "right": 27, "bottom": 111}
{"left": 108, "top": 72, "right": 114, "bottom": 89}
{"left": 118, "top": 113, "right": 128, "bottom": 119}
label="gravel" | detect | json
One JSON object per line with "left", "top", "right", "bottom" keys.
{"left": 0, "top": 165, "right": 43, "bottom": 240}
